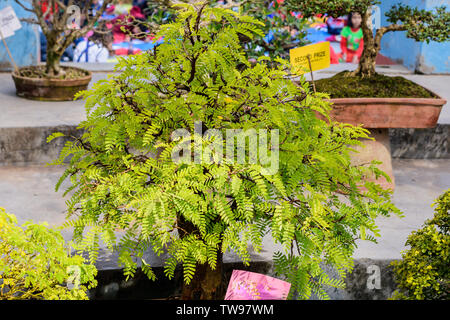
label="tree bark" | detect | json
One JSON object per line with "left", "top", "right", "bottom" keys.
{"left": 351, "top": 11, "right": 407, "bottom": 78}
{"left": 180, "top": 253, "right": 224, "bottom": 300}
{"left": 177, "top": 214, "right": 225, "bottom": 300}
{"left": 352, "top": 10, "right": 377, "bottom": 78}
{"left": 45, "top": 47, "right": 63, "bottom": 76}
{"left": 45, "top": 32, "right": 65, "bottom": 77}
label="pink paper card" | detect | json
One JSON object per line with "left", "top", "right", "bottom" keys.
{"left": 224, "top": 270, "right": 291, "bottom": 300}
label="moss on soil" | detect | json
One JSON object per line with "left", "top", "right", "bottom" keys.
{"left": 17, "top": 65, "right": 90, "bottom": 80}
{"left": 314, "top": 72, "right": 438, "bottom": 99}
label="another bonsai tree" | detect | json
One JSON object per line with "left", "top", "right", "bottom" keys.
{"left": 14, "top": 0, "right": 113, "bottom": 76}
{"left": 391, "top": 190, "right": 449, "bottom": 300}
{"left": 0, "top": 207, "right": 97, "bottom": 300}
{"left": 50, "top": 2, "right": 400, "bottom": 300}
{"left": 285, "top": 0, "right": 450, "bottom": 77}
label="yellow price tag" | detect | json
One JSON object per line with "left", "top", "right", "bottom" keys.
{"left": 290, "top": 42, "right": 330, "bottom": 74}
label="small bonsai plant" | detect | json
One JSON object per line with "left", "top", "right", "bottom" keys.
{"left": 0, "top": 207, "right": 97, "bottom": 300}
{"left": 10, "top": 0, "right": 113, "bottom": 100}
{"left": 50, "top": 2, "right": 400, "bottom": 300}
{"left": 15, "top": 0, "right": 112, "bottom": 76}
{"left": 391, "top": 190, "right": 449, "bottom": 300}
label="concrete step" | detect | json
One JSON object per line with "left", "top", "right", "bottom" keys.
{"left": 0, "top": 124, "right": 448, "bottom": 167}
{"left": 1, "top": 71, "right": 448, "bottom": 166}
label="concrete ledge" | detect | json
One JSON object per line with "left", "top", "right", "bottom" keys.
{"left": 0, "top": 125, "right": 83, "bottom": 166}
{"left": 89, "top": 259, "right": 398, "bottom": 300}
{"left": 1, "top": 124, "right": 447, "bottom": 166}
{"left": 60, "top": 62, "right": 118, "bottom": 73}
{"left": 390, "top": 125, "right": 449, "bottom": 159}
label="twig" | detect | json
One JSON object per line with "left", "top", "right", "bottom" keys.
{"left": 306, "top": 54, "right": 316, "bottom": 93}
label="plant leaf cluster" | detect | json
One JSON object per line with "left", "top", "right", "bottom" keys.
{"left": 50, "top": 2, "right": 401, "bottom": 299}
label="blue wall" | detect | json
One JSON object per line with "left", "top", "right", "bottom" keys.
{"left": 380, "top": 0, "right": 450, "bottom": 74}
{"left": 0, "top": 1, "right": 39, "bottom": 71}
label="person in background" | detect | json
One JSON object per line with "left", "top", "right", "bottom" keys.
{"left": 133, "top": 0, "right": 150, "bottom": 17}
{"left": 74, "top": 31, "right": 112, "bottom": 63}
{"left": 339, "top": 12, "right": 364, "bottom": 63}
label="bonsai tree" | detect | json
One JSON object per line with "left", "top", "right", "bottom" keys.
{"left": 285, "top": 0, "right": 450, "bottom": 78}
{"left": 49, "top": 2, "right": 401, "bottom": 300}
{"left": 14, "top": 0, "right": 113, "bottom": 76}
{"left": 391, "top": 190, "right": 449, "bottom": 300}
{"left": 0, "top": 207, "right": 97, "bottom": 300}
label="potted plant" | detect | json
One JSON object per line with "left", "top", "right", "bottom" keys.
{"left": 11, "top": 0, "right": 112, "bottom": 101}
{"left": 0, "top": 207, "right": 97, "bottom": 300}
{"left": 390, "top": 189, "right": 449, "bottom": 300}
{"left": 284, "top": 0, "right": 449, "bottom": 189}
{"left": 49, "top": 2, "right": 401, "bottom": 300}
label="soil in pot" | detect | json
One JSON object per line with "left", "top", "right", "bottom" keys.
{"left": 17, "top": 65, "right": 89, "bottom": 80}
{"left": 313, "top": 71, "right": 439, "bottom": 99}
{"left": 12, "top": 65, "right": 92, "bottom": 101}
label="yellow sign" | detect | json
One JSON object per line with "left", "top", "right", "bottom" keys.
{"left": 290, "top": 42, "right": 330, "bottom": 74}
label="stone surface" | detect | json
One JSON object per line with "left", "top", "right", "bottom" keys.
{"left": 390, "top": 124, "right": 449, "bottom": 159}
{"left": 0, "top": 125, "right": 83, "bottom": 165}
{"left": 323, "top": 259, "right": 398, "bottom": 300}
{"left": 352, "top": 159, "right": 449, "bottom": 260}
{"left": 0, "top": 72, "right": 108, "bottom": 128}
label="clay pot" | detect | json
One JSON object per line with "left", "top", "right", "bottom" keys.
{"left": 327, "top": 96, "right": 446, "bottom": 129}
{"left": 12, "top": 66, "right": 92, "bottom": 101}
{"left": 325, "top": 95, "right": 446, "bottom": 190}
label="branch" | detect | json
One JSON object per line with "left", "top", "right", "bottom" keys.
{"left": 19, "top": 17, "right": 39, "bottom": 25}
{"left": 374, "top": 23, "right": 407, "bottom": 48}
{"left": 13, "top": 0, "right": 34, "bottom": 13}
{"left": 32, "top": 0, "right": 51, "bottom": 35}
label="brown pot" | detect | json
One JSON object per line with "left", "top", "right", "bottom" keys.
{"left": 322, "top": 95, "right": 446, "bottom": 190}
{"left": 12, "top": 66, "right": 92, "bottom": 101}
{"left": 327, "top": 96, "right": 446, "bottom": 129}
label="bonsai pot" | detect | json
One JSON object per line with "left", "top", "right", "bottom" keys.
{"left": 327, "top": 97, "right": 445, "bottom": 129}
{"left": 12, "top": 66, "right": 92, "bottom": 101}
{"left": 325, "top": 95, "right": 446, "bottom": 190}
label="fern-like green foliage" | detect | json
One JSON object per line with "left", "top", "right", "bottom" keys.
{"left": 391, "top": 190, "right": 449, "bottom": 300}
{"left": 0, "top": 207, "right": 97, "bottom": 300}
{"left": 49, "top": 2, "right": 401, "bottom": 299}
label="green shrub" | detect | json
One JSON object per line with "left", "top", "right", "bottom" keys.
{"left": 391, "top": 190, "right": 449, "bottom": 300}
{"left": 50, "top": 2, "right": 400, "bottom": 300}
{"left": 0, "top": 207, "right": 97, "bottom": 300}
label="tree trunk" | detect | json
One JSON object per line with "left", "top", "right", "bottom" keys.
{"left": 352, "top": 10, "right": 379, "bottom": 78}
{"left": 45, "top": 42, "right": 64, "bottom": 77}
{"left": 355, "top": 46, "right": 378, "bottom": 78}
{"left": 177, "top": 215, "right": 225, "bottom": 300}
{"left": 180, "top": 253, "right": 224, "bottom": 300}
